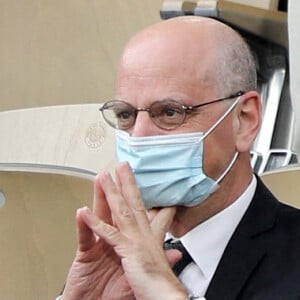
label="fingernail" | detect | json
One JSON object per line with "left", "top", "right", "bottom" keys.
{"left": 123, "top": 161, "right": 133, "bottom": 172}
{"left": 77, "top": 206, "right": 90, "bottom": 215}
{"left": 83, "top": 206, "right": 92, "bottom": 214}
{"left": 97, "top": 171, "right": 113, "bottom": 185}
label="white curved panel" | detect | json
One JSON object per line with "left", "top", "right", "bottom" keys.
{"left": 0, "top": 104, "right": 116, "bottom": 174}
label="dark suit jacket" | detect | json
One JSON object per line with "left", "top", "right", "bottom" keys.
{"left": 205, "top": 176, "right": 300, "bottom": 300}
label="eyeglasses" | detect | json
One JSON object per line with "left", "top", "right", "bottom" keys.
{"left": 99, "top": 91, "right": 244, "bottom": 131}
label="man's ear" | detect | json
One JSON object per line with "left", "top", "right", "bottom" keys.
{"left": 233, "top": 91, "right": 262, "bottom": 152}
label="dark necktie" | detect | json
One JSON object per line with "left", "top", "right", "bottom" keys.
{"left": 163, "top": 239, "right": 194, "bottom": 276}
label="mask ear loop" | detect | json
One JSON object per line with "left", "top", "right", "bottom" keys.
{"left": 201, "top": 95, "right": 242, "bottom": 184}
{"left": 216, "top": 152, "right": 239, "bottom": 184}
{"left": 202, "top": 96, "right": 242, "bottom": 140}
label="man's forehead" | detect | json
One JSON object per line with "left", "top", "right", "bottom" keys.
{"left": 118, "top": 17, "right": 225, "bottom": 73}
{"left": 120, "top": 29, "right": 215, "bottom": 71}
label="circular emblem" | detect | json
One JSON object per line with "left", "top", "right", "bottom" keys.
{"left": 85, "top": 123, "right": 105, "bottom": 149}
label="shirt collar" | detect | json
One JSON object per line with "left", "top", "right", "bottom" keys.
{"left": 178, "top": 175, "right": 257, "bottom": 279}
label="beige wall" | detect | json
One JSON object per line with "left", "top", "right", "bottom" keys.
{"left": 0, "top": 0, "right": 163, "bottom": 111}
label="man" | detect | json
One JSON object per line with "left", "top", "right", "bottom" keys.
{"left": 59, "top": 16, "right": 300, "bottom": 299}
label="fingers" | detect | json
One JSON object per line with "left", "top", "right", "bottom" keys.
{"left": 76, "top": 207, "right": 96, "bottom": 252}
{"left": 97, "top": 168, "right": 140, "bottom": 236}
{"left": 147, "top": 208, "right": 161, "bottom": 223}
{"left": 149, "top": 207, "right": 179, "bottom": 267}
{"left": 76, "top": 173, "right": 115, "bottom": 254}
{"left": 92, "top": 162, "right": 175, "bottom": 248}
{"left": 93, "top": 174, "right": 112, "bottom": 224}
{"left": 115, "top": 162, "right": 144, "bottom": 212}
{"left": 81, "top": 206, "right": 123, "bottom": 248}
{"left": 81, "top": 205, "right": 181, "bottom": 269}
{"left": 150, "top": 207, "right": 177, "bottom": 244}
{"left": 115, "top": 162, "right": 152, "bottom": 234}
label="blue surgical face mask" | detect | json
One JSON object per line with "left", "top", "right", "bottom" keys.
{"left": 116, "top": 97, "right": 241, "bottom": 209}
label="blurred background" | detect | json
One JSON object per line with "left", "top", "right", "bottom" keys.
{"left": 0, "top": 0, "right": 163, "bottom": 111}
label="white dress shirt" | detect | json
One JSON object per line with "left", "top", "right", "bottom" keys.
{"left": 168, "top": 175, "right": 256, "bottom": 297}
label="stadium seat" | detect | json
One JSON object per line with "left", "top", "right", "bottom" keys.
{"left": 261, "top": 164, "right": 300, "bottom": 208}
{"left": 0, "top": 163, "right": 95, "bottom": 299}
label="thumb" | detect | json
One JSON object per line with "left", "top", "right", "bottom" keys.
{"left": 150, "top": 207, "right": 177, "bottom": 244}
{"left": 164, "top": 249, "right": 183, "bottom": 267}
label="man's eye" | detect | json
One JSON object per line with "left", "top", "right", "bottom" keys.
{"left": 116, "top": 111, "right": 132, "bottom": 120}
{"left": 163, "top": 108, "right": 182, "bottom": 117}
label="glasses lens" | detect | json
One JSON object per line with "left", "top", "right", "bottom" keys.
{"left": 150, "top": 100, "right": 185, "bottom": 129}
{"left": 101, "top": 100, "right": 136, "bottom": 130}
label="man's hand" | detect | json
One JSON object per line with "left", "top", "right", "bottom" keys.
{"left": 61, "top": 162, "right": 187, "bottom": 300}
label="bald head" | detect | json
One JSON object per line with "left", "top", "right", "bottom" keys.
{"left": 115, "top": 16, "right": 256, "bottom": 98}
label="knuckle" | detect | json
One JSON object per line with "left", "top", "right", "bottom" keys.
{"left": 132, "top": 200, "right": 145, "bottom": 212}
{"left": 120, "top": 207, "right": 132, "bottom": 218}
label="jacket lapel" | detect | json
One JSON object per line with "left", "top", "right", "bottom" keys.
{"left": 205, "top": 177, "right": 279, "bottom": 299}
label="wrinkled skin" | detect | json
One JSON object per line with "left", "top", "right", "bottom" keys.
{"left": 61, "top": 162, "right": 186, "bottom": 300}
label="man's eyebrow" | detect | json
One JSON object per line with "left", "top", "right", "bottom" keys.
{"left": 159, "top": 97, "right": 192, "bottom": 104}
